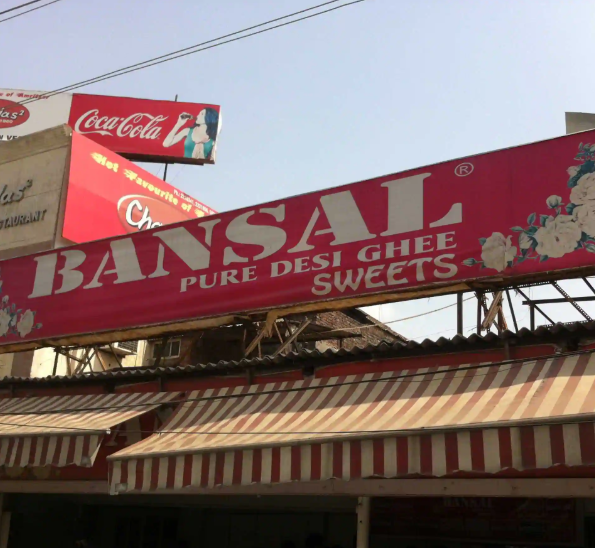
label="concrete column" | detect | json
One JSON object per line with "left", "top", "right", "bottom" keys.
{"left": 356, "top": 496, "right": 371, "bottom": 548}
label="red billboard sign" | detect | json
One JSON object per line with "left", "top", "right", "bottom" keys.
{"left": 1, "top": 130, "right": 595, "bottom": 350}
{"left": 0, "top": 98, "right": 30, "bottom": 129}
{"left": 63, "top": 132, "right": 216, "bottom": 244}
{"left": 68, "top": 93, "right": 221, "bottom": 165}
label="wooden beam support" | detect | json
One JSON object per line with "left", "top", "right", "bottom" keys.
{"left": 482, "top": 291, "right": 503, "bottom": 330}
{"left": 123, "top": 478, "right": 595, "bottom": 498}
{"left": 272, "top": 319, "right": 312, "bottom": 357}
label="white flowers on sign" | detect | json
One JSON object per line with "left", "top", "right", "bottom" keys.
{"left": 480, "top": 233, "right": 517, "bottom": 272}
{"left": 0, "top": 310, "right": 10, "bottom": 338}
{"left": 573, "top": 202, "right": 595, "bottom": 240}
{"left": 16, "top": 310, "right": 35, "bottom": 338}
{"left": 546, "top": 195, "right": 562, "bottom": 209}
{"left": 464, "top": 141, "right": 595, "bottom": 271}
{"left": 570, "top": 173, "right": 595, "bottom": 205}
{"left": 0, "top": 269, "right": 42, "bottom": 340}
{"left": 534, "top": 215, "right": 581, "bottom": 258}
{"left": 568, "top": 166, "right": 580, "bottom": 177}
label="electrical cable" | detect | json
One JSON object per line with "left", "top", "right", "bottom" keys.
{"left": 16, "top": 0, "right": 367, "bottom": 105}
{"left": 0, "top": 345, "right": 593, "bottom": 418}
{"left": 0, "top": 0, "right": 65, "bottom": 24}
{"left": 2, "top": 346, "right": 595, "bottom": 436}
{"left": 311, "top": 296, "right": 476, "bottom": 338}
{"left": 0, "top": 0, "right": 45, "bottom": 15}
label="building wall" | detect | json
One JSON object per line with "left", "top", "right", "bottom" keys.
{"left": 29, "top": 341, "right": 148, "bottom": 377}
{"left": 0, "top": 353, "right": 13, "bottom": 378}
{"left": 138, "top": 310, "right": 401, "bottom": 369}
{"left": 0, "top": 125, "right": 71, "bottom": 260}
{"left": 315, "top": 311, "right": 398, "bottom": 351}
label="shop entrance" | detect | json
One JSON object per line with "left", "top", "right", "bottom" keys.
{"left": 7, "top": 494, "right": 357, "bottom": 548}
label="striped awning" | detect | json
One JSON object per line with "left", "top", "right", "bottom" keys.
{"left": 109, "top": 352, "right": 595, "bottom": 492}
{"left": 0, "top": 391, "right": 179, "bottom": 468}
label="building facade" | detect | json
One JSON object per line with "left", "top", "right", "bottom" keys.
{"left": 0, "top": 325, "right": 592, "bottom": 548}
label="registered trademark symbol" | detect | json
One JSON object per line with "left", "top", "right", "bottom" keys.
{"left": 455, "top": 162, "right": 474, "bottom": 177}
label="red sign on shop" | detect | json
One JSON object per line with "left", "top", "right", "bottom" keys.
{"left": 63, "top": 132, "right": 216, "bottom": 244}
{"left": 1, "top": 130, "right": 595, "bottom": 349}
{"left": 68, "top": 93, "right": 221, "bottom": 165}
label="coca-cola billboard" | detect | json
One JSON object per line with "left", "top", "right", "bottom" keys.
{"left": 0, "top": 89, "right": 222, "bottom": 165}
{"left": 63, "top": 132, "right": 216, "bottom": 244}
{"left": 69, "top": 94, "right": 221, "bottom": 165}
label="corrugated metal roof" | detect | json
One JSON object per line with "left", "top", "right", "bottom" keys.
{"left": 3, "top": 321, "right": 595, "bottom": 385}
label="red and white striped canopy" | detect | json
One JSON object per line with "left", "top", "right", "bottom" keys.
{"left": 0, "top": 391, "right": 178, "bottom": 468}
{"left": 109, "top": 353, "right": 595, "bottom": 493}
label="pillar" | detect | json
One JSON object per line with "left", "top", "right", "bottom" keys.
{"left": 356, "top": 496, "right": 371, "bottom": 548}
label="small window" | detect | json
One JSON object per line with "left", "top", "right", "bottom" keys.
{"left": 152, "top": 339, "right": 181, "bottom": 359}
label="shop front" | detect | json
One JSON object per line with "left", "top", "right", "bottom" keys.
{"left": 1, "top": 344, "right": 595, "bottom": 548}
{"left": 371, "top": 496, "right": 584, "bottom": 548}
{"left": 6, "top": 493, "right": 356, "bottom": 548}
{"left": 2, "top": 493, "right": 591, "bottom": 548}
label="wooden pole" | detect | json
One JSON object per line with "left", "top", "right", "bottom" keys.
{"left": 356, "top": 496, "right": 371, "bottom": 548}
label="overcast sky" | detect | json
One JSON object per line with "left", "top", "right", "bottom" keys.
{"left": 5, "top": 0, "right": 595, "bottom": 340}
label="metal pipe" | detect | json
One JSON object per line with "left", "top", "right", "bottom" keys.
{"left": 476, "top": 292, "right": 482, "bottom": 334}
{"left": 506, "top": 289, "right": 519, "bottom": 332}
{"left": 514, "top": 287, "right": 555, "bottom": 325}
{"left": 457, "top": 293, "right": 463, "bottom": 335}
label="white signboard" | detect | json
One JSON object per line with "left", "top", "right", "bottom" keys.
{"left": 0, "top": 89, "right": 72, "bottom": 142}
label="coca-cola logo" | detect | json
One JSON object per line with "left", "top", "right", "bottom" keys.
{"left": 0, "top": 99, "right": 30, "bottom": 128}
{"left": 117, "top": 195, "right": 189, "bottom": 233}
{"left": 74, "top": 109, "right": 168, "bottom": 140}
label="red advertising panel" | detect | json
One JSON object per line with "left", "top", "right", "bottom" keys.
{"left": 63, "top": 132, "right": 216, "bottom": 244}
{"left": 1, "top": 130, "right": 595, "bottom": 349}
{"left": 372, "top": 497, "right": 578, "bottom": 545}
{"left": 68, "top": 93, "right": 221, "bottom": 165}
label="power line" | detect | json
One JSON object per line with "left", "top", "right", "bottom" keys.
{"left": 0, "top": 0, "right": 44, "bottom": 16}
{"left": 0, "top": 346, "right": 592, "bottom": 418}
{"left": 17, "top": 0, "right": 367, "bottom": 105}
{"left": 314, "top": 296, "right": 476, "bottom": 338}
{"left": 0, "top": 0, "right": 65, "bottom": 24}
{"left": 11, "top": 420, "right": 595, "bottom": 437}
{"left": 0, "top": 347, "right": 594, "bottom": 436}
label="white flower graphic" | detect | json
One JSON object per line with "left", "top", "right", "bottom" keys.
{"left": 534, "top": 215, "right": 581, "bottom": 258}
{"left": 1, "top": 295, "right": 8, "bottom": 305}
{"left": 481, "top": 232, "right": 517, "bottom": 272}
{"left": 465, "top": 144, "right": 595, "bottom": 270}
{"left": 16, "top": 310, "right": 35, "bottom": 338}
{"left": 574, "top": 203, "right": 595, "bottom": 239}
{"left": 570, "top": 173, "right": 595, "bottom": 205}
{"left": 0, "top": 309, "right": 10, "bottom": 338}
